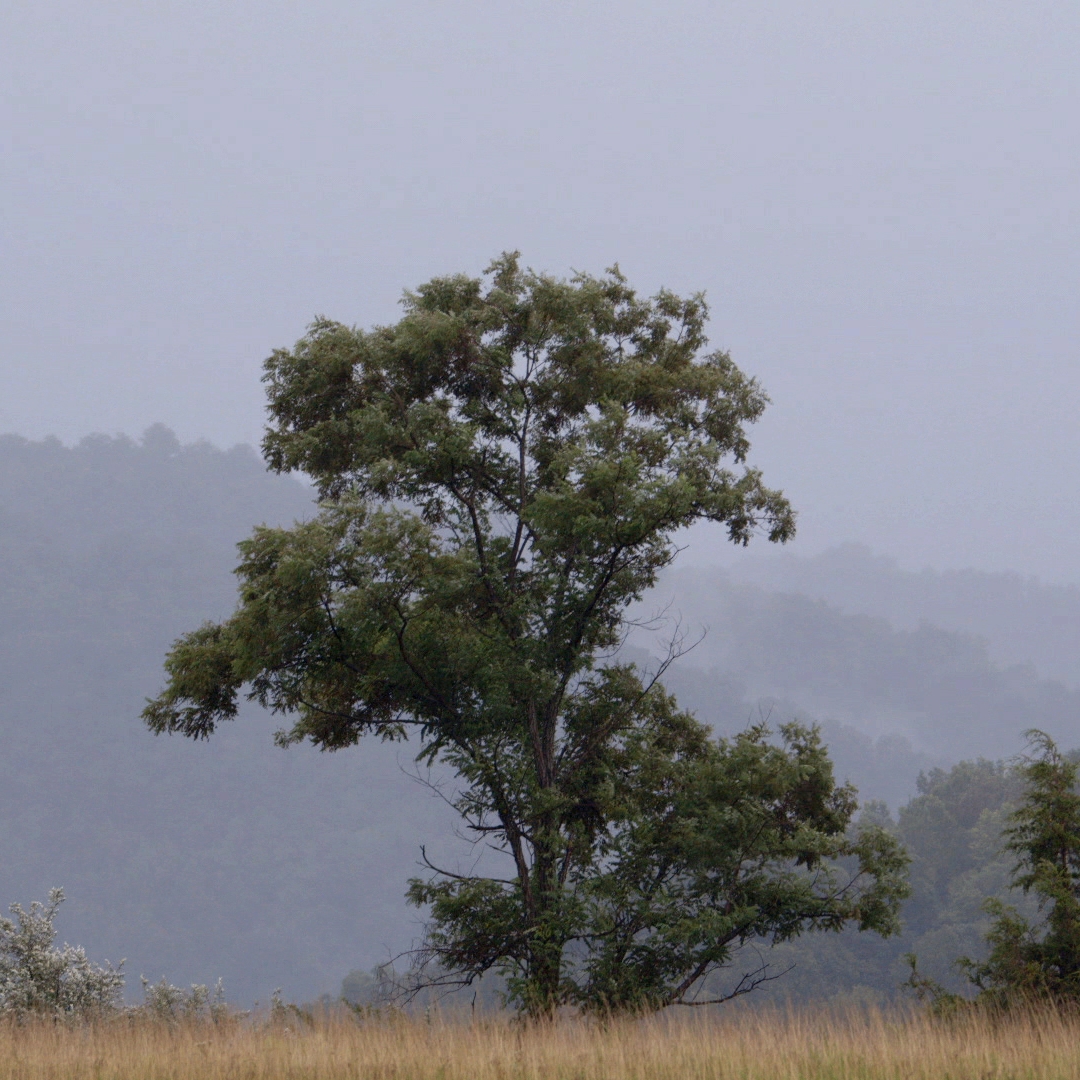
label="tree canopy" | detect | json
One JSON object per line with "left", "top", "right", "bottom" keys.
{"left": 954, "top": 731, "right": 1080, "bottom": 1005}
{"left": 144, "top": 254, "right": 907, "bottom": 1013}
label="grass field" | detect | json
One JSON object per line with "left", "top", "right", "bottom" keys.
{"left": 1, "top": 1005, "right": 1078, "bottom": 1079}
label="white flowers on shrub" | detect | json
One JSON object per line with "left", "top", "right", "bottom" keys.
{"left": 0, "top": 888, "right": 231, "bottom": 1023}
{"left": 0, "top": 888, "right": 124, "bottom": 1017}
{"left": 139, "top": 976, "right": 227, "bottom": 1022}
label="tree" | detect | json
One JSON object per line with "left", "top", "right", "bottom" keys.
{"left": 144, "top": 254, "right": 907, "bottom": 1014}
{"left": 956, "top": 730, "right": 1080, "bottom": 1006}
{"left": 0, "top": 889, "right": 124, "bottom": 1018}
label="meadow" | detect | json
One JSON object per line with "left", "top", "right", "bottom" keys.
{"left": 1, "top": 1006, "right": 1078, "bottom": 1080}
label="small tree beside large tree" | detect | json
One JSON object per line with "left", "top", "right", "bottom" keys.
{"left": 956, "top": 731, "right": 1080, "bottom": 1006}
{"left": 144, "top": 254, "right": 908, "bottom": 1014}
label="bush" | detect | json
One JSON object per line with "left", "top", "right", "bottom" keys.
{"left": 0, "top": 888, "right": 124, "bottom": 1018}
{"left": 138, "top": 976, "right": 227, "bottom": 1022}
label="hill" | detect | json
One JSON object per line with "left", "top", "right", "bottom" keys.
{"left": 707, "top": 543, "right": 1080, "bottom": 688}
{"left": 2, "top": 429, "right": 1077, "bottom": 1004}
{"left": 0, "top": 429, "right": 462, "bottom": 1003}
{"left": 641, "top": 566, "right": 1080, "bottom": 766}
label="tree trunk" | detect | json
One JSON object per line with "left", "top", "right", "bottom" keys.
{"left": 520, "top": 696, "right": 564, "bottom": 1015}
{"left": 525, "top": 841, "right": 563, "bottom": 1016}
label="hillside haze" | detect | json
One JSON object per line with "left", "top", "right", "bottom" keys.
{"left": 2, "top": 429, "right": 1078, "bottom": 1002}
{"left": 0, "top": 430, "right": 463, "bottom": 1003}
{"left": 701, "top": 543, "right": 1080, "bottom": 689}
{"left": 639, "top": 566, "right": 1080, "bottom": 764}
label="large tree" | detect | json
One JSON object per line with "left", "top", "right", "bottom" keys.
{"left": 145, "top": 255, "right": 907, "bottom": 1014}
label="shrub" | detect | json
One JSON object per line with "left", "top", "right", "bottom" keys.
{"left": 0, "top": 888, "right": 124, "bottom": 1018}
{"left": 138, "top": 975, "right": 227, "bottom": 1022}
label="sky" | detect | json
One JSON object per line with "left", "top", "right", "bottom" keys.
{"left": 2, "top": 1, "right": 1078, "bottom": 582}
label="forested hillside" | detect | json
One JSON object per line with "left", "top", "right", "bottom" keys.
{"left": 0, "top": 429, "right": 1074, "bottom": 1004}
{"left": 707, "top": 543, "right": 1080, "bottom": 689}
{"left": 646, "top": 567, "right": 1080, "bottom": 765}
{"left": 0, "top": 430, "right": 461, "bottom": 1004}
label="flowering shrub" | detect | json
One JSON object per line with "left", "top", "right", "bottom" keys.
{"left": 139, "top": 975, "right": 227, "bottom": 1022}
{"left": 0, "top": 888, "right": 124, "bottom": 1018}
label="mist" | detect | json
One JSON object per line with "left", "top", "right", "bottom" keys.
{"left": 2, "top": 1, "right": 1079, "bottom": 1008}
{"left": 3, "top": 1, "right": 1079, "bottom": 579}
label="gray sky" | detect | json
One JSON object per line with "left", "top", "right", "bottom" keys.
{"left": 2, "top": 1, "right": 1078, "bottom": 581}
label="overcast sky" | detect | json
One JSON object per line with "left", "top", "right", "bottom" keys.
{"left": 2, "top": 1, "right": 1078, "bottom": 581}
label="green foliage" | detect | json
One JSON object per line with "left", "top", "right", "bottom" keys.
{"left": 409, "top": 716, "right": 908, "bottom": 1013}
{"left": 144, "top": 255, "right": 911, "bottom": 1014}
{"left": 754, "top": 757, "right": 1027, "bottom": 1006}
{"left": 956, "top": 731, "right": 1080, "bottom": 1006}
{"left": 0, "top": 429, "right": 448, "bottom": 1004}
{"left": 898, "top": 759, "right": 1024, "bottom": 975}
{"left": 571, "top": 722, "right": 909, "bottom": 1011}
{"left": 12, "top": 426, "right": 1074, "bottom": 1007}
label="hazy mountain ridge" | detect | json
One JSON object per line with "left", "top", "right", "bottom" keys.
{"left": 703, "top": 544, "right": 1080, "bottom": 689}
{"left": 640, "top": 567, "right": 1080, "bottom": 763}
{"left": 0, "top": 430, "right": 461, "bottom": 1003}
{"left": 1, "top": 430, "right": 1077, "bottom": 1004}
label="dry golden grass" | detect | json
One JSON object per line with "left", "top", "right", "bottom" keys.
{"left": 1, "top": 1005, "right": 1079, "bottom": 1079}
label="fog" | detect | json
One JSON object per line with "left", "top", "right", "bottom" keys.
{"left": 3, "top": 2, "right": 1080, "bottom": 1007}
{"left": 4, "top": 429, "right": 1078, "bottom": 1003}
{"left": 4, "top": 1, "right": 1079, "bottom": 580}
